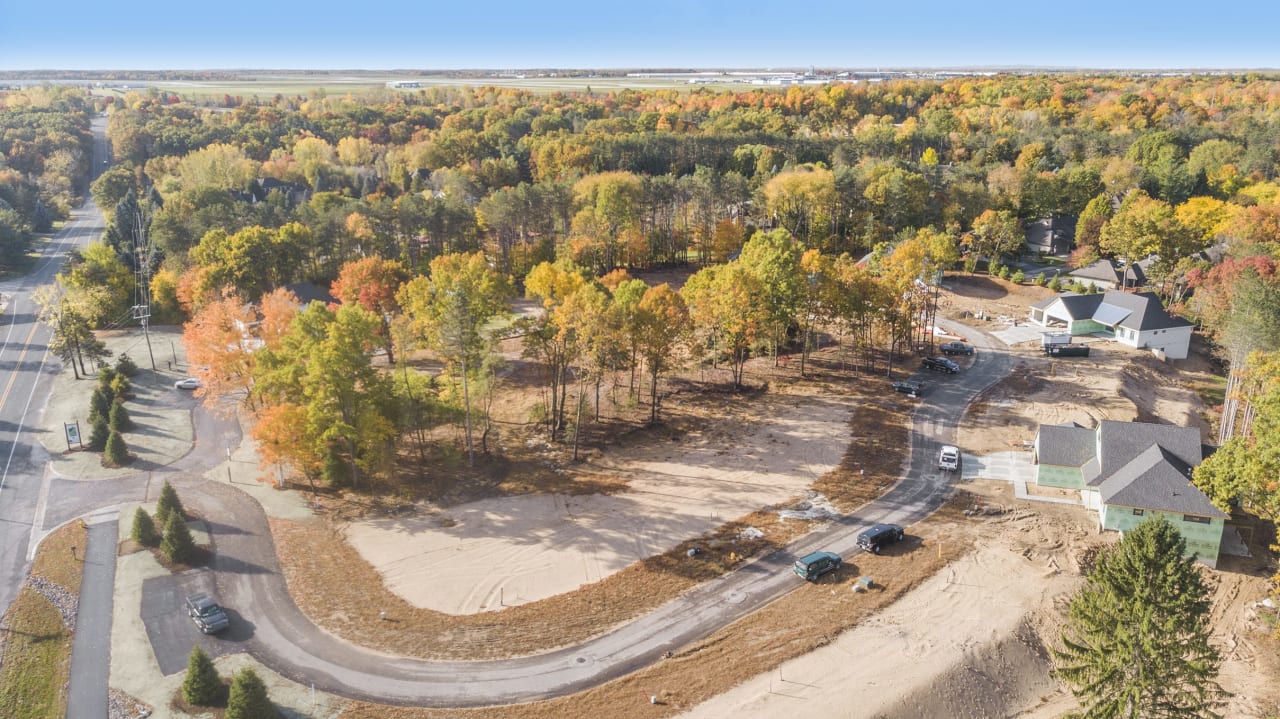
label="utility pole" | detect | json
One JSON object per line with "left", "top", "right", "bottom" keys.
{"left": 131, "top": 204, "right": 157, "bottom": 370}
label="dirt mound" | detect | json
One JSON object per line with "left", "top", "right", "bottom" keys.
{"left": 876, "top": 617, "right": 1059, "bottom": 719}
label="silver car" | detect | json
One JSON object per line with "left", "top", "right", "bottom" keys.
{"left": 185, "top": 592, "right": 230, "bottom": 634}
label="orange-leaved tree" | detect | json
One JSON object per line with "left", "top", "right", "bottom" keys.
{"left": 181, "top": 293, "right": 259, "bottom": 410}
{"left": 330, "top": 256, "right": 408, "bottom": 363}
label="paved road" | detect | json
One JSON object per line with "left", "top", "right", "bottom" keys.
{"left": 0, "top": 117, "right": 109, "bottom": 619}
{"left": 65, "top": 518, "right": 118, "bottom": 719}
{"left": 157, "top": 318, "right": 1012, "bottom": 707}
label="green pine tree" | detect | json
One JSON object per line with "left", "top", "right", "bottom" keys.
{"left": 108, "top": 400, "right": 133, "bottom": 432}
{"left": 130, "top": 507, "right": 159, "bottom": 547}
{"left": 161, "top": 512, "right": 196, "bottom": 564}
{"left": 1010, "top": 269, "right": 1025, "bottom": 284}
{"left": 181, "top": 645, "right": 223, "bottom": 706}
{"left": 88, "top": 414, "right": 110, "bottom": 451}
{"left": 1049, "top": 274, "right": 1063, "bottom": 292}
{"left": 103, "top": 428, "right": 130, "bottom": 466}
{"left": 225, "top": 667, "right": 274, "bottom": 719}
{"left": 88, "top": 386, "right": 113, "bottom": 423}
{"left": 155, "top": 480, "right": 186, "bottom": 528}
{"left": 1053, "top": 516, "right": 1224, "bottom": 718}
{"left": 115, "top": 352, "right": 139, "bottom": 377}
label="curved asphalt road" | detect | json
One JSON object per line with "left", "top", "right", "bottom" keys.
{"left": 174, "top": 321, "right": 1013, "bottom": 708}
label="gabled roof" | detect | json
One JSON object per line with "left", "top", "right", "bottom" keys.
{"left": 1087, "top": 420, "right": 1204, "bottom": 485}
{"left": 1098, "top": 291, "right": 1193, "bottom": 332}
{"left": 1037, "top": 424, "right": 1095, "bottom": 467}
{"left": 1069, "top": 259, "right": 1122, "bottom": 284}
{"left": 1052, "top": 293, "right": 1105, "bottom": 321}
{"left": 1099, "top": 445, "right": 1228, "bottom": 518}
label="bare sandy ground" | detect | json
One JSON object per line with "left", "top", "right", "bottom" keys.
{"left": 676, "top": 542, "right": 1079, "bottom": 719}
{"left": 344, "top": 393, "right": 854, "bottom": 615}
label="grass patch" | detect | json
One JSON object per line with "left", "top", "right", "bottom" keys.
{"left": 0, "top": 520, "right": 87, "bottom": 718}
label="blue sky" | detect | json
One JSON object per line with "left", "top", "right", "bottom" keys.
{"left": 1, "top": 0, "right": 1276, "bottom": 70}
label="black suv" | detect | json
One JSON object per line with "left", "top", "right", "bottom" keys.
{"left": 892, "top": 380, "right": 923, "bottom": 395}
{"left": 922, "top": 357, "right": 960, "bottom": 373}
{"left": 939, "top": 342, "right": 974, "bottom": 356}
{"left": 857, "top": 523, "right": 905, "bottom": 554}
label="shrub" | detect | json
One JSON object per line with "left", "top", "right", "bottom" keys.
{"left": 225, "top": 667, "right": 273, "bottom": 719}
{"left": 181, "top": 645, "right": 223, "bottom": 706}
{"left": 88, "top": 414, "right": 110, "bottom": 451}
{"left": 115, "top": 353, "right": 139, "bottom": 377}
{"left": 1035, "top": 272, "right": 1049, "bottom": 287}
{"left": 1010, "top": 269, "right": 1025, "bottom": 284}
{"left": 103, "top": 429, "right": 130, "bottom": 466}
{"left": 109, "top": 401, "right": 133, "bottom": 432}
{"left": 963, "top": 255, "right": 979, "bottom": 274}
{"left": 155, "top": 480, "right": 186, "bottom": 529}
{"left": 997, "top": 265, "right": 1012, "bottom": 280}
{"left": 161, "top": 513, "right": 196, "bottom": 564}
{"left": 1049, "top": 275, "right": 1063, "bottom": 292}
{"left": 131, "top": 507, "right": 159, "bottom": 547}
{"left": 988, "top": 261, "right": 1003, "bottom": 277}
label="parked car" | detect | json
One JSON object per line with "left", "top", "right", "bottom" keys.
{"left": 185, "top": 592, "right": 230, "bottom": 634}
{"left": 857, "top": 523, "right": 905, "bottom": 554}
{"left": 939, "top": 445, "right": 960, "bottom": 471}
{"left": 793, "top": 551, "right": 842, "bottom": 581}
{"left": 939, "top": 342, "right": 974, "bottom": 356}
{"left": 174, "top": 377, "right": 201, "bottom": 390}
{"left": 892, "top": 380, "right": 923, "bottom": 395}
{"left": 921, "top": 357, "right": 960, "bottom": 374}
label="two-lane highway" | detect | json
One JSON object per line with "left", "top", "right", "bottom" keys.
{"left": 0, "top": 117, "right": 108, "bottom": 618}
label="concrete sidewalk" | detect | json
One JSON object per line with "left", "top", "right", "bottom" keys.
{"left": 66, "top": 514, "right": 119, "bottom": 718}
{"left": 961, "top": 450, "right": 1081, "bottom": 506}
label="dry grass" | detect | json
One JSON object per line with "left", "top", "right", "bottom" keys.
{"left": 0, "top": 520, "right": 87, "bottom": 719}
{"left": 335, "top": 515, "right": 974, "bottom": 719}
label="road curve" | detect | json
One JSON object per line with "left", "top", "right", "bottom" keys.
{"left": 185, "top": 320, "right": 1013, "bottom": 708}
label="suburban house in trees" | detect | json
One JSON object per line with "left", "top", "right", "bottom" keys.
{"left": 1024, "top": 216, "right": 1076, "bottom": 256}
{"left": 1033, "top": 420, "right": 1227, "bottom": 567}
{"left": 1028, "top": 290, "right": 1194, "bottom": 359}
{"left": 1065, "top": 257, "right": 1149, "bottom": 291}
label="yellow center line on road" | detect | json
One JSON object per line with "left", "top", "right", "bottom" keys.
{"left": 0, "top": 317, "right": 42, "bottom": 419}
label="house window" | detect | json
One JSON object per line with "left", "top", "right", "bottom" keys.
{"left": 1183, "top": 515, "right": 1210, "bottom": 524}
{"left": 1132, "top": 508, "right": 1144, "bottom": 516}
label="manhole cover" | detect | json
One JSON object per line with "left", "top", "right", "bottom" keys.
{"left": 724, "top": 590, "right": 746, "bottom": 604}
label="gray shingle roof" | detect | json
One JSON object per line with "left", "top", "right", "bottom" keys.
{"left": 1069, "top": 259, "right": 1122, "bottom": 284}
{"left": 1099, "top": 291, "right": 1193, "bottom": 332}
{"left": 1037, "top": 425, "right": 1095, "bottom": 466}
{"left": 1054, "top": 293, "right": 1105, "bottom": 321}
{"left": 1086, "top": 420, "right": 1204, "bottom": 485}
{"left": 1099, "top": 445, "right": 1228, "bottom": 518}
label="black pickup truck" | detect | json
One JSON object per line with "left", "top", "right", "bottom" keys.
{"left": 922, "top": 357, "right": 960, "bottom": 373}
{"left": 939, "top": 341, "right": 974, "bottom": 355}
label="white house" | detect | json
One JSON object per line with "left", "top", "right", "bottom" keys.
{"left": 1028, "top": 290, "right": 1194, "bottom": 359}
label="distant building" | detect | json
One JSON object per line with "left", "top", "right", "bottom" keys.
{"left": 1024, "top": 216, "right": 1076, "bottom": 256}
{"left": 1028, "top": 290, "right": 1194, "bottom": 359}
{"left": 1066, "top": 258, "right": 1148, "bottom": 291}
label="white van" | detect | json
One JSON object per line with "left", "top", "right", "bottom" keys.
{"left": 939, "top": 445, "right": 959, "bottom": 471}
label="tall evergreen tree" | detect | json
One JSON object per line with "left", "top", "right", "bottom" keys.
{"left": 161, "top": 512, "right": 196, "bottom": 564}
{"left": 103, "top": 428, "right": 130, "bottom": 466}
{"left": 108, "top": 400, "right": 132, "bottom": 432}
{"left": 88, "top": 414, "right": 110, "bottom": 451}
{"left": 130, "top": 507, "right": 159, "bottom": 547}
{"left": 155, "top": 480, "right": 185, "bottom": 529}
{"left": 181, "top": 645, "right": 223, "bottom": 706}
{"left": 1054, "top": 517, "right": 1224, "bottom": 718}
{"left": 225, "top": 667, "right": 274, "bottom": 719}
